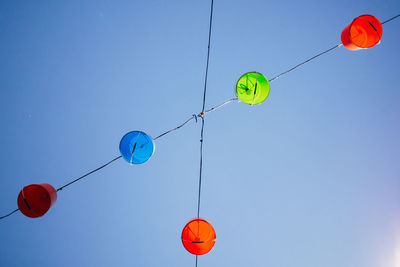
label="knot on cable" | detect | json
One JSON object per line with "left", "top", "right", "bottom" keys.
{"left": 192, "top": 114, "right": 198, "bottom": 123}
{"left": 199, "top": 111, "right": 205, "bottom": 118}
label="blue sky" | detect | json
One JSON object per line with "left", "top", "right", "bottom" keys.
{"left": 1, "top": 1, "right": 400, "bottom": 266}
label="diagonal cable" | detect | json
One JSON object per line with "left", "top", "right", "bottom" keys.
{"left": 56, "top": 155, "right": 122, "bottom": 192}
{"left": 269, "top": 43, "right": 342, "bottom": 82}
{"left": 0, "top": 208, "right": 19, "bottom": 220}
{"left": 382, "top": 13, "right": 400, "bottom": 24}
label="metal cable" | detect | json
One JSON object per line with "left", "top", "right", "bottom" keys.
{"left": 56, "top": 155, "right": 122, "bottom": 192}
{"left": 269, "top": 44, "right": 342, "bottom": 82}
{"left": 204, "top": 97, "right": 238, "bottom": 115}
{"left": 197, "top": 116, "right": 205, "bottom": 218}
{"left": 153, "top": 115, "right": 198, "bottom": 140}
{"left": 382, "top": 14, "right": 400, "bottom": 25}
{"left": 0, "top": 208, "right": 19, "bottom": 220}
{"left": 197, "top": 0, "right": 214, "bottom": 219}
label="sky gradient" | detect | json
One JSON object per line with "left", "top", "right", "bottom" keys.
{"left": 1, "top": 1, "right": 400, "bottom": 266}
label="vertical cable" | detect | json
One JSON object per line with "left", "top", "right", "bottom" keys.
{"left": 197, "top": 116, "right": 205, "bottom": 218}
{"left": 197, "top": 0, "right": 214, "bottom": 219}
{"left": 201, "top": 0, "right": 214, "bottom": 114}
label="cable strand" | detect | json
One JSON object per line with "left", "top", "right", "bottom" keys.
{"left": 201, "top": 0, "right": 214, "bottom": 113}
{"left": 196, "top": 0, "right": 214, "bottom": 220}
{"left": 197, "top": 116, "right": 205, "bottom": 218}
{"left": 382, "top": 14, "right": 400, "bottom": 24}
{"left": 204, "top": 97, "right": 238, "bottom": 114}
{"left": 0, "top": 208, "right": 19, "bottom": 220}
{"left": 269, "top": 44, "right": 341, "bottom": 82}
{"left": 56, "top": 155, "right": 122, "bottom": 192}
{"left": 153, "top": 115, "right": 198, "bottom": 140}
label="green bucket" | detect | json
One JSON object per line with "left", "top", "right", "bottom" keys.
{"left": 236, "top": 72, "right": 270, "bottom": 105}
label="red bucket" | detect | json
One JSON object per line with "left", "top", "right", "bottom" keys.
{"left": 341, "top": 15, "right": 382, "bottom": 50}
{"left": 17, "top": 183, "right": 57, "bottom": 218}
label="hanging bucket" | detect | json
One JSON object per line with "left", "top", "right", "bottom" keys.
{"left": 119, "top": 131, "right": 154, "bottom": 164}
{"left": 181, "top": 218, "right": 216, "bottom": 255}
{"left": 17, "top": 183, "right": 57, "bottom": 218}
{"left": 236, "top": 72, "right": 270, "bottom": 105}
{"left": 341, "top": 15, "right": 382, "bottom": 50}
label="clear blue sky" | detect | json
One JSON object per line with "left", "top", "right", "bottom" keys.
{"left": 1, "top": 1, "right": 400, "bottom": 266}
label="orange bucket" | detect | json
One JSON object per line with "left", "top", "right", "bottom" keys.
{"left": 181, "top": 218, "right": 216, "bottom": 255}
{"left": 341, "top": 14, "right": 382, "bottom": 50}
